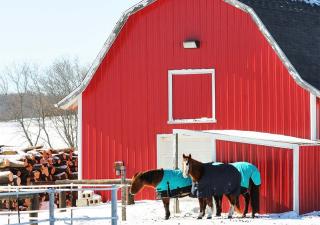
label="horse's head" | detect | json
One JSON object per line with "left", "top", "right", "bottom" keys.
{"left": 182, "top": 153, "right": 192, "bottom": 178}
{"left": 130, "top": 172, "right": 144, "bottom": 195}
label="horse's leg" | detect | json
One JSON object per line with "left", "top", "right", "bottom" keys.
{"left": 213, "top": 195, "right": 222, "bottom": 217}
{"left": 226, "top": 195, "right": 237, "bottom": 219}
{"left": 206, "top": 197, "right": 214, "bottom": 219}
{"left": 162, "top": 197, "right": 170, "bottom": 220}
{"left": 242, "top": 191, "right": 250, "bottom": 218}
{"left": 250, "top": 184, "right": 260, "bottom": 218}
{"left": 197, "top": 197, "right": 205, "bottom": 219}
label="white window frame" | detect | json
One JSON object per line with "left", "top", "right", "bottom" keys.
{"left": 168, "top": 68, "right": 216, "bottom": 124}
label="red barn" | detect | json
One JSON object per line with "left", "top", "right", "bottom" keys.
{"left": 57, "top": 0, "right": 320, "bottom": 215}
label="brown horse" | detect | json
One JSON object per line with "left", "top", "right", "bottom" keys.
{"left": 130, "top": 169, "right": 214, "bottom": 220}
{"left": 182, "top": 154, "right": 242, "bottom": 218}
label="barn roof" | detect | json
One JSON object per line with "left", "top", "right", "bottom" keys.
{"left": 57, "top": 0, "right": 320, "bottom": 109}
{"left": 238, "top": 0, "right": 320, "bottom": 92}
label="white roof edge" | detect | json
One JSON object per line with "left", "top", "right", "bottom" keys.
{"left": 56, "top": 0, "right": 156, "bottom": 109}
{"left": 224, "top": 0, "right": 320, "bottom": 97}
{"left": 57, "top": 0, "right": 320, "bottom": 109}
{"left": 173, "top": 129, "right": 320, "bottom": 147}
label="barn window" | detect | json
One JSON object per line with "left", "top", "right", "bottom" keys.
{"left": 168, "top": 69, "right": 216, "bottom": 124}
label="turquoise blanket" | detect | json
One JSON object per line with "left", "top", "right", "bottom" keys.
{"left": 212, "top": 162, "right": 261, "bottom": 188}
{"left": 231, "top": 162, "right": 261, "bottom": 188}
{"left": 156, "top": 169, "right": 192, "bottom": 192}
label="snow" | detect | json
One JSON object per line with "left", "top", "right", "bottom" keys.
{"left": 0, "top": 120, "right": 68, "bottom": 149}
{"left": 175, "top": 129, "right": 320, "bottom": 145}
{"left": 1, "top": 198, "right": 320, "bottom": 225}
{"left": 298, "top": 0, "right": 320, "bottom": 6}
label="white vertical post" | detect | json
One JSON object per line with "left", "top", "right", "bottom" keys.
{"left": 173, "top": 133, "right": 180, "bottom": 214}
{"left": 310, "top": 93, "right": 317, "bottom": 141}
{"left": 49, "top": 189, "right": 55, "bottom": 225}
{"left": 212, "top": 138, "right": 216, "bottom": 162}
{"left": 111, "top": 186, "right": 118, "bottom": 225}
{"left": 293, "top": 145, "right": 299, "bottom": 214}
{"left": 77, "top": 94, "right": 83, "bottom": 180}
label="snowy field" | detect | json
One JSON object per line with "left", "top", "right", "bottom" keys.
{"left": 0, "top": 120, "right": 68, "bottom": 148}
{"left": 1, "top": 198, "right": 319, "bottom": 225}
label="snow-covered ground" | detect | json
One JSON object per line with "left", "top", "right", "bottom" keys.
{"left": 1, "top": 197, "right": 319, "bottom": 225}
{"left": 0, "top": 120, "right": 68, "bottom": 149}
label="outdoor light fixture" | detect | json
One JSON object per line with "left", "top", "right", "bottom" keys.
{"left": 183, "top": 40, "right": 200, "bottom": 49}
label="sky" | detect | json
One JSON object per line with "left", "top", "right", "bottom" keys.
{"left": 0, "top": 0, "right": 141, "bottom": 71}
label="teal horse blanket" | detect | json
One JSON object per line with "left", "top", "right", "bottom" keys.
{"left": 212, "top": 162, "right": 261, "bottom": 188}
{"left": 156, "top": 169, "right": 192, "bottom": 198}
{"left": 230, "top": 162, "right": 261, "bottom": 188}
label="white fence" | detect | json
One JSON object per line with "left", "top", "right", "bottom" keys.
{"left": 0, "top": 184, "right": 120, "bottom": 225}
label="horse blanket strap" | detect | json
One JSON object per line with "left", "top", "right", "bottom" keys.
{"left": 196, "top": 163, "right": 241, "bottom": 198}
{"left": 156, "top": 169, "right": 192, "bottom": 198}
{"left": 230, "top": 162, "right": 261, "bottom": 188}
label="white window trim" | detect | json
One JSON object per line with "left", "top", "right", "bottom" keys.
{"left": 168, "top": 68, "right": 216, "bottom": 124}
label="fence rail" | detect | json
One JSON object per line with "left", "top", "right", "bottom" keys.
{"left": 0, "top": 184, "right": 120, "bottom": 225}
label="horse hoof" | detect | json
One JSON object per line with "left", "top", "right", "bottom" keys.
{"left": 242, "top": 214, "right": 246, "bottom": 218}
{"left": 197, "top": 216, "right": 203, "bottom": 219}
{"left": 216, "top": 213, "right": 221, "bottom": 217}
{"left": 207, "top": 216, "right": 212, "bottom": 219}
{"left": 165, "top": 216, "right": 170, "bottom": 220}
{"left": 228, "top": 216, "right": 233, "bottom": 219}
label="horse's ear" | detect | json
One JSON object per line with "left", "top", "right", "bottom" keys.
{"left": 188, "top": 154, "right": 191, "bottom": 158}
{"left": 183, "top": 153, "right": 186, "bottom": 158}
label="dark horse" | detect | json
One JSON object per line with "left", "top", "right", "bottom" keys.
{"left": 130, "top": 169, "right": 214, "bottom": 220}
{"left": 182, "top": 154, "right": 260, "bottom": 218}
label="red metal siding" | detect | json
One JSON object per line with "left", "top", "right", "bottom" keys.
{"left": 81, "top": 0, "right": 310, "bottom": 201}
{"left": 216, "top": 141, "right": 293, "bottom": 213}
{"left": 173, "top": 74, "right": 212, "bottom": 119}
{"left": 299, "top": 146, "right": 320, "bottom": 214}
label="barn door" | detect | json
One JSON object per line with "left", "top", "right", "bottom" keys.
{"left": 157, "top": 134, "right": 215, "bottom": 169}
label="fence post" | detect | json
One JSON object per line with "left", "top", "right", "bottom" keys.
{"left": 49, "top": 189, "right": 55, "bottom": 225}
{"left": 111, "top": 185, "right": 118, "bottom": 225}
{"left": 174, "top": 133, "right": 180, "bottom": 213}
{"left": 58, "top": 189, "right": 66, "bottom": 212}
{"left": 29, "top": 194, "right": 39, "bottom": 225}
{"left": 120, "top": 166, "right": 127, "bottom": 221}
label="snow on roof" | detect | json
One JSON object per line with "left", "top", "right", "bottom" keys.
{"left": 174, "top": 129, "right": 320, "bottom": 148}
{"left": 297, "top": 0, "right": 320, "bottom": 6}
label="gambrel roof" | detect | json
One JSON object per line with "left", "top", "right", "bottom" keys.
{"left": 57, "top": 0, "right": 320, "bottom": 109}
{"left": 239, "top": 0, "right": 320, "bottom": 90}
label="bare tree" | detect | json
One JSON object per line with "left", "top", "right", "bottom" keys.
{"left": 5, "top": 64, "right": 42, "bottom": 146}
{"left": 41, "top": 57, "right": 87, "bottom": 148}
{"left": 0, "top": 75, "right": 8, "bottom": 95}
{"left": 30, "top": 72, "right": 54, "bottom": 148}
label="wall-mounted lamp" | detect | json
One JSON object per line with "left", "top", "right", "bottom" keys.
{"left": 183, "top": 40, "right": 200, "bottom": 49}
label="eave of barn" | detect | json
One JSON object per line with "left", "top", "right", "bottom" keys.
{"left": 173, "top": 129, "right": 320, "bottom": 214}
{"left": 56, "top": 0, "right": 320, "bottom": 110}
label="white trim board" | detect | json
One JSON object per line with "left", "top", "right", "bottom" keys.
{"left": 173, "top": 129, "right": 320, "bottom": 149}
{"left": 77, "top": 94, "right": 83, "bottom": 180}
{"left": 310, "top": 93, "right": 317, "bottom": 140}
{"left": 168, "top": 69, "right": 216, "bottom": 124}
